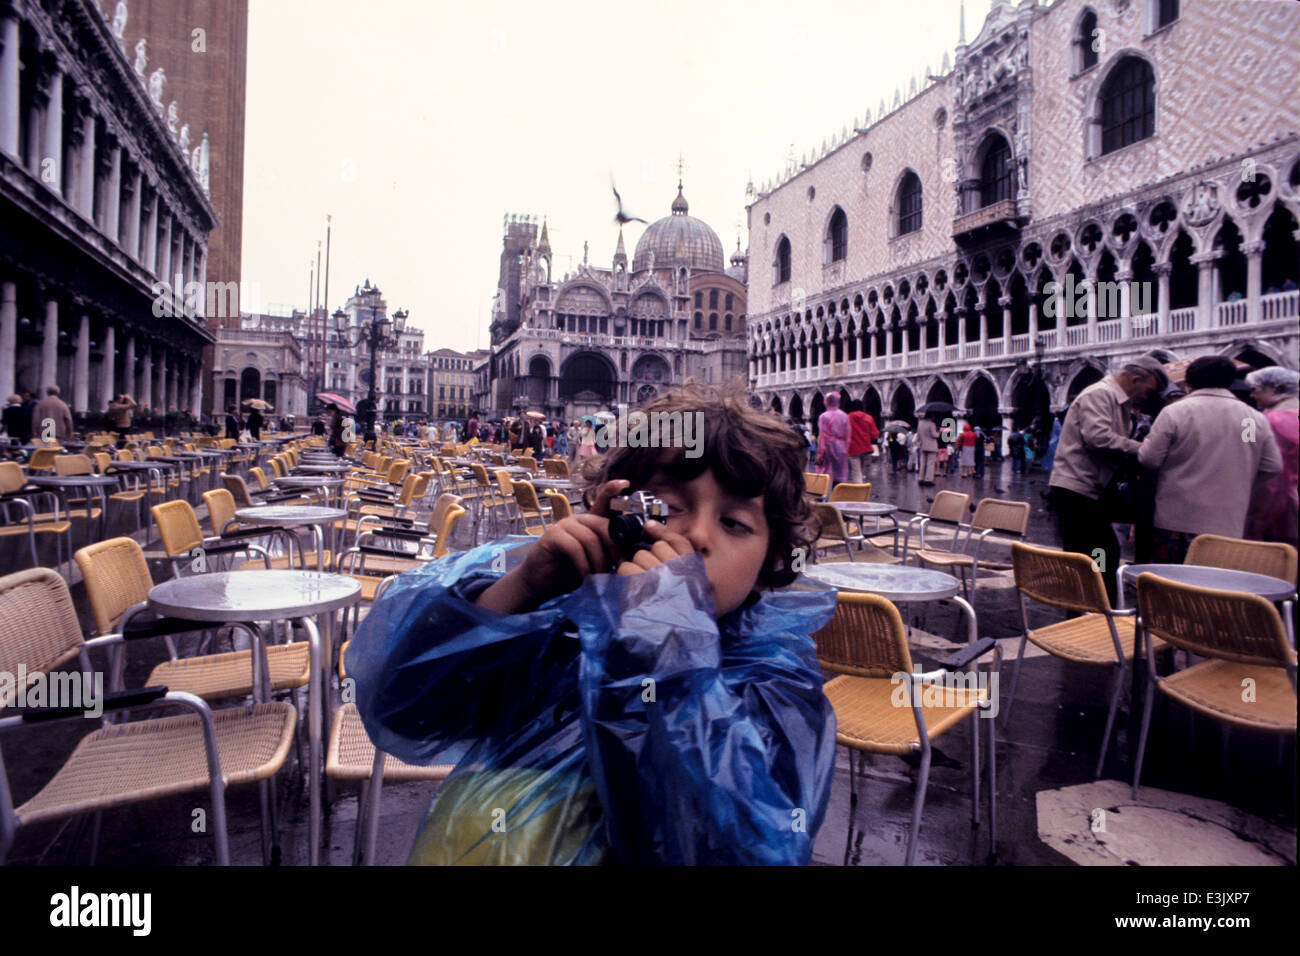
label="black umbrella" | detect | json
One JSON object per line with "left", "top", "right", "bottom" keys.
{"left": 917, "top": 401, "right": 956, "bottom": 416}
{"left": 883, "top": 421, "right": 911, "bottom": 434}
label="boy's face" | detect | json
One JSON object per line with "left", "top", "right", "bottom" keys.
{"left": 640, "top": 467, "right": 770, "bottom": 618}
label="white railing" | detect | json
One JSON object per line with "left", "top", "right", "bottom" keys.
{"left": 1261, "top": 289, "right": 1298, "bottom": 321}
{"left": 1036, "top": 329, "right": 1057, "bottom": 350}
{"left": 1010, "top": 333, "right": 1030, "bottom": 354}
{"left": 1168, "top": 307, "right": 1197, "bottom": 333}
{"left": 1130, "top": 314, "right": 1159, "bottom": 338}
{"left": 925, "top": 347, "right": 939, "bottom": 365}
{"left": 985, "top": 339, "right": 1005, "bottom": 357}
{"left": 1216, "top": 299, "right": 1248, "bottom": 326}
{"left": 944, "top": 345, "right": 960, "bottom": 363}
{"left": 906, "top": 350, "right": 922, "bottom": 367}
{"left": 963, "top": 342, "right": 981, "bottom": 359}
{"left": 797, "top": 368, "right": 811, "bottom": 382}
{"left": 889, "top": 353, "right": 904, "bottom": 369}
{"left": 1065, "top": 325, "right": 1089, "bottom": 347}
{"left": 873, "top": 357, "right": 886, "bottom": 371}
{"left": 1096, "top": 319, "right": 1122, "bottom": 343}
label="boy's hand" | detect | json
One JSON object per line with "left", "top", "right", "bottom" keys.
{"left": 616, "top": 519, "right": 695, "bottom": 576}
{"left": 476, "top": 479, "right": 628, "bottom": 615}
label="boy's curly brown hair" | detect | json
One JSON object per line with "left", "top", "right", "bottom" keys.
{"left": 576, "top": 380, "right": 815, "bottom": 588}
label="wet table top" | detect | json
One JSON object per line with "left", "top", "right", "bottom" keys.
{"left": 801, "top": 563, "right": 962, "bottom": 602}
{"left": 148, "top": 569, "right": 360, "bottom": 621}
{"left": 274, "top": 476, "right": 346, "bottom": 488}
{"left": 824, "top": 501, "right": 898, "bottom": 516}
{"left": 106, "top": 460, "right": 173, "bottom": 471}
{"left": 25, "top": 474, "right": 123, "bottom": 487}
{"left": 1121, "top": 564, "right": 1296, "bottom": 601}
{"left": 235, "top": 505, "right": 349, "bottom": 526}
{"left": 295, "top": 464, "right": 352, "bottom": 473}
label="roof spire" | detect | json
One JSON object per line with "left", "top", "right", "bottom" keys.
{"left": 613, "top": 228, "right": 627, "bottom": 266}
{"left": 959, "top": 0, "right": 966, "bottom": 44}
{"left": 537, "top": 218, "right": 551, "bottom": 256}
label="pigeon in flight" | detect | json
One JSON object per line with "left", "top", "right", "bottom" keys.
{"left": 611, "top": 180, "right": 646, "bottom": 226}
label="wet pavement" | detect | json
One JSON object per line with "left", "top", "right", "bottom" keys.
{"left": 1, "top": 471, "right": 1295, "bottom": 866}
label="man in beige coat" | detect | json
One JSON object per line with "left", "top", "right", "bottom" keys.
{"left": 1049, "top": 353, "right": 1167, "bottom": 604}
{"left": 32, "top": 385, "right": 73, "bottom": 442}
{"left": 917, "top": 415, "right": 940, "bottom": 485}
{"left": 1137, "top": 355, "right": 1282, "bottom": 563}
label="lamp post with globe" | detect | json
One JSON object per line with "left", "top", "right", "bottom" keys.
{"left": 335, "top": 304, "right": 400, "bottom": 444}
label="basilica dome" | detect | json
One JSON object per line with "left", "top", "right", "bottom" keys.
{"left": 632, "top": 185, "right": 725, "bottom": 273}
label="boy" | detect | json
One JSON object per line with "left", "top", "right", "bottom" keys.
{"left": 349, "top": 382, "right": 839, "bottom": 865}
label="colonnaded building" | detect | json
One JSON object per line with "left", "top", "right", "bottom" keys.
{"left": 746, "top": 0, "right": 1300, "bottom": 444}
{"left": 484, "top": 187, "right": 750, "bottom": 420}
{"left": 1, "top": 0, "right": 219, "bottom": 417}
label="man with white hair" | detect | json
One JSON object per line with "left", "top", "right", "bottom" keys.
{"left": 1050, "top": 354, "right": 1167, "bottom": 604}
{"left": 1244, "top": 366, "right": 1299, "bottom": 547}
{"left": 1138, "top": 356, "right": 1282, "bottom": 563}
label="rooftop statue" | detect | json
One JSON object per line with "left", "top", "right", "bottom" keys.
{"left": 133, "top": 38, "right": 147, "bottom": 76}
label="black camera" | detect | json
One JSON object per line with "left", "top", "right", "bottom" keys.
{"left": 607, "top": 492, "right": 669, "bottom": 560}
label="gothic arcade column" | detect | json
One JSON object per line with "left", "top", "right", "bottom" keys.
{"left": 41, "top": 295, "right": 58, "bottom": 390}
{"left": 0, "top": 15, "right": 18, "bottom": 158}
{"left": 1245, "top": 240, "right": 1265, "bottom": 325}
{"left": 100, "top": 323, "right": 115, "bottom": 409}
{"left": 0, "top": 280, "right": 15, "bottom": 399}
{"left": 73, "top": 311, "right": 89, "bottom": 412}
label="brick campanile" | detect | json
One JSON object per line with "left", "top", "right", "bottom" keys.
{"left": 116, "top": 0, "right": 248, "bottom": 332}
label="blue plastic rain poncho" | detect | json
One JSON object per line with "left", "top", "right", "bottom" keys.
{"left": 347, "top": 536, "right": 838, "bottom": 865}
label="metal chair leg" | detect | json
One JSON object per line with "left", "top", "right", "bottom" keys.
{"left": 1001, "top": 635, "right": 1029, "bottom": 728}
{"left": 1130, "top": 664, "right": 1158, "bottom": 798}
{"left": 1095, "top": 662, "right": 1126, "bottom": 778}
{"left": 905, "top": 746, "right": 932, "bottom": 866}
{"left": 843, "top": 747, "right": 857, "bottom": 867}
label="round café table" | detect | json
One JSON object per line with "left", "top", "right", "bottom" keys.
{"left": 295, "top": 463, "right": 352, "bottom": 475}
{"left": 235, "top": 505, "right": 348, "bottom": 572}
{"left": 273, "top": 475, "right": 346, "bottom": 506}
{"left": 25, "top": 474, "right": 121, "bottom": 549}
{"left": 825, "top": 500, "right": 901, "bottom": 554}
{"left": 148, "top": 569, "right": 360, "bottom": 867}
{"left": 1121, "top": 562, "right": 1296, "bottom": 647}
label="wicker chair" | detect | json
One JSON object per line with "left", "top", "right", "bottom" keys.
{"left": 542, "top": 458, "right": 570, "bottom": 478}
{"left": 511, "top": 481, "right": 550, "bottom": 536}
{"left": 810, "top": 502, "right": 884, "bottom": 564}
{"left": 75, "top": 535, "right": 311, "bottom": 703}
{"left": 25, "top": 447, "right": 59, "bottom": 472}
{"left": 813, "top": 591, "right": 999, "bottom": 865}
{"left": 151, "top": 500, "right": 272, "bottom": 577}
{"left": 543, "top": 489, "right": 573, "bottom": 521}
{"left": 803, "top": 472, "right": 830, "bottom": 502}
{"left": 1006, "top": 542, "right": 1153, "bottom": 778}
{"left": 0, "top": 567, "right": 297, "bottom": 865}
{"left": 328, "top": 627, "right": 455, "bottom": 865}
{"left": 914, "top": 497, "right": 1030, "bottom": 600}
{"left": 0, "top": 461, "right": 72, "bottom": 574}
{"left": 1185, "top": 534, "right": 1297, "bottom": 585}
{"left": 878, "top": 490, "right": 970, "bottom": 559}
{"left": 828, "top": 482, "right": 871, "bottom": 502}
{"left": 1132, "top": 572, "right": 1297, "bottom": 798}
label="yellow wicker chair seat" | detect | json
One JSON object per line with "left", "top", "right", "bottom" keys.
{"left": 1025, "top": 614, "right": 1146, "bottom": 665}
{"left": 347, "top": 553, "right": 427, "bottom": 575}
{"left": 327, "top": 703, "right": 454, "bottom": 783}
{"left": 236, "top": 550, "right": 333, "bottom": 571}
{"left": 146, "top": 643, "right": 311, "bottom": 699}
{"left": 1158, "top": 660, "right": 1296, "bottom": 732}
{"left": 915, "top": 548, "right": 974, "bottom": 568}
{"left": 823, "top": 675, "right": 985, "bottom": 756}
{"left": 15, "top": 702, "right": 296, "bottom": 826}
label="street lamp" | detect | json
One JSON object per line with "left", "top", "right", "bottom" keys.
{"left": 337, "top": 305, "right": 398, "bottom": 444}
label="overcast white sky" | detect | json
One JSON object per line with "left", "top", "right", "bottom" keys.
{"left": 242, "top": 0, "right": 975, "bottom": 352}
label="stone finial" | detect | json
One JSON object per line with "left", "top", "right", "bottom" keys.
{"left": 133, "top": 38, "right": 148, "bottom": 76}
{"left": 111, "top": 1, "right": 128, "bottom": 46}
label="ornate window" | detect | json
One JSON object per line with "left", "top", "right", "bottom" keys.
{"left": 1075, "top": 8, "right": 1098, "bottom": 72}
{"left": 709, "top": 289, "right": 718, "bottom": 309}
{"left": 826, "top": 207, "right": 848, "bottom": 262}
{"left": 979, "top": 135, "right": 1014, "bottom": 207}
{"left": 896, "top": 171, "right": 923, "bottom": 236}
{"left": 1099, "top": 56, "right": 1155, "bottom": 155}
{"left": 774, "top": 236, "right": 792, "bottom": 284}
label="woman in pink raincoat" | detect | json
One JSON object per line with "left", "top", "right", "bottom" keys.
{"left": 815, "top": 392, "right": 850, "bottom": 485}
{"left": 1244, "top": 367, "right": 1299, "bottom": 548}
